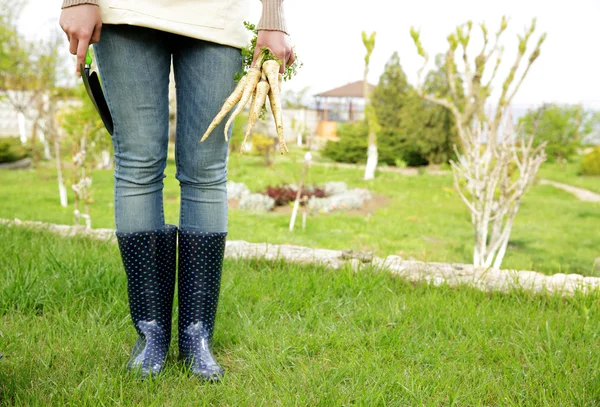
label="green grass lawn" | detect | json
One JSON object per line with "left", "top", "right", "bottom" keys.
{"left": 1, "top": 146, "right": 599, "bottom": 276}
{"left": 1, "top": 225, "right": 599, "bottom": 406}
{"left": 537, "top": 157, "right": 600, "bottom": 194}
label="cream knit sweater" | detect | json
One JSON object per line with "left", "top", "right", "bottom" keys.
{"left": 61, "top": 0, "right": 287, "bottom": 34}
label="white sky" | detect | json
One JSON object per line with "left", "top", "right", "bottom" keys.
{"left": 18, "top": 0, "right": 600, "bottom": 109}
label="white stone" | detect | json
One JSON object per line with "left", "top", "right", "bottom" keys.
{"left": 2, "top": 218, "right": 599, "bottom": 297}
{"left": 227, "top": 181, "right": 250, "bottom": 200}
{"left": 323, "top": 181, "right": 348, "bottom": 196}
{"left": 238, "top": 193, "right": 275, "bottom": 212}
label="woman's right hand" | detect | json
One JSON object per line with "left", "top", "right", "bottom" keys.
{"left": 59, "top": 5, "right": 102, "bottom": 76}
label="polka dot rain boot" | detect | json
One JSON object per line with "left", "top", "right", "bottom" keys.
{"left": 177, "top": 230, "right": 227, "bottom": 382}
{"left": 115, "top": 224, "right": 178, "bottom": 378}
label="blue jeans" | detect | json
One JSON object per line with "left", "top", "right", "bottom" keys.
{"left": 94, "top": 24, "right": 242, "bottom": 233}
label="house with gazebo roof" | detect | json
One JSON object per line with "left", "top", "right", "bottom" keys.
{"left": 313, "top": 80, "right": 376, "bottom": 139}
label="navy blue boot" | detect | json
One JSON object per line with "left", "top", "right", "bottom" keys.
{"left": 177, "top": 230, "right": 227, "bottom": 381}
{"left": 115, "top": 224, "right": 177, "bottom": 377}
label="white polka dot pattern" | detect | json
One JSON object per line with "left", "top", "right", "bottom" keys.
{"left": 177, "top": 230, "right": 227, "bottom": 381}
{"left": 115, "top": 224, "right": 178, "bottom": 377}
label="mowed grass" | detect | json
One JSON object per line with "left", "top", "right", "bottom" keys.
{"left": 536, "top": 157, "right": 600, "bottom": 194}
{"left": 0, "top": 145, "right": 599, "bottom": 276}
{"left": 0, "top": 225, "right": 599, "bottom": 406}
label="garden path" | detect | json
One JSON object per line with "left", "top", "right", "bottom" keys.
{"left": 539, "top": 179, "right": 600, "bottom": 203}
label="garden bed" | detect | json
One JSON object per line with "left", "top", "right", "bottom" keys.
{"left": 269, "top": 193, "right": 391, "bottom": 216}
{"left": 226, "top": 181, "right": 390, "bottom": 215}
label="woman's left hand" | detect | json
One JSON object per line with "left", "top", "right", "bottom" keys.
{"left": 252, "top": 30, "right": 295, "bottom": 73}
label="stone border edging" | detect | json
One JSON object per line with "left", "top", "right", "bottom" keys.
{"left": 0, "top": 158, "right": 32, "bottom": 170}
{"left": 2, "top": 218, "right": 599, "bottom": 296}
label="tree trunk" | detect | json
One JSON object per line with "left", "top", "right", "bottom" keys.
{"left": 55, "top": 136, "right": 68, "bottom": 208}
{"left": 30, "top": 120, "right": 39, "bottom": 167}
{"left": 18, "top": 112, "right": 27, "bottom": 144}
{"left": 81, "top": 135, "right": 92, "bottom": 229}
{"left": 50, "top": 102, "right": 67, "bottom": 208}
{"left": 362, "top": 53, "right": 378, "bottom": 181}
{"left": 40, "top": 129, "right": 51, "bottom": 160}
{"left": 364, "top": 143, "right": 378, "bottom": 180}
{"left": 72, "top": 134, "right": 80, "bottom": 225}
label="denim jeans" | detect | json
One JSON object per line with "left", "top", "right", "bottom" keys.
{"left": 94, "top": 24, "right": 242, "bottom": 233}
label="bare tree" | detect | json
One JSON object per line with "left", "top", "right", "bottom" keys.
{"left": 411, "top": 18, "right": 547, "bottom": 268}
{"left": 1, "top": 6, "right": 69, "bottom": 206}
{"left": 0, "top": 1, "right": 38, "bottom": 141}
{"left": 60, "top": 87, "right": 109, "bottom": 229}
{"left": 71, "top": 129, "right": 92, "bottom": 228}
{"left": 37, "top": 35, "right": 70, "bottom": 208}
{"left": 454, "top": 116, "right": 546, "bottom": 268}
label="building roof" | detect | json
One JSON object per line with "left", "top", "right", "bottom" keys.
{"left": 314, "top": 80, "right": 376, "bottom": 98}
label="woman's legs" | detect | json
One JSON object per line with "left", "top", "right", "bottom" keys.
{"left": 94, "top": 24, "right": 172, "bottom": 233}
{"left": 94, "top": 24, "right": 241, "bottom": 380}
{"left": 172, "top": 36, "right": 242, "bottom": 233}
{"left": 94, "top": 25, "right": 176, "bottom": 376}
{"left": 171, "top": 37, "right": 241, "bottom": 381}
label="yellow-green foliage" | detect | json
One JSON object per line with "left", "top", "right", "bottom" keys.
{"left": 251, "top": 133, "right": 275, "bottom": 156}
{"left": 361, "top": 31, "right": 376, "bottom": 64}
{"left": 0, "top": 137, "right": 30, "bottom": 164}
{"left": 581, "top": 146, "right": 600, "bottom": 176}
{"left": 250, "top": 133, "right": 276, "bottom": 166}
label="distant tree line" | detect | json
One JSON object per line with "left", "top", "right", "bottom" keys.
{"left": 324, "top": 52, "right": 460, "bottom": 167}
{"left": 324, "top": 52, "right": 600, "bottom": 168}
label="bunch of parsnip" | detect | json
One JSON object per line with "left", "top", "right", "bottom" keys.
{"left": 200, "top": 23, "right": 299, "bottom": 155}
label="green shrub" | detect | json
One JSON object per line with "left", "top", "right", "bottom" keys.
{"left": 0, "top": 137, "right": 30, "bottom": 164}
{"left": 321, "top": 120, "right": 437, "bottom": 167}
{"left": 518, "top": 103, "right": 598, "bottom": 163}
{"left": 322, "top": 121, "right": 368, "bottom": 164}
{"left": 581, "top": 146, "right": 600, "bottom": 176}
{"left": 373, "top": 53, "right": 459, "bottom": 167}
{"left": 250, "top": 132, "right": 276, "bottom": 166}
{"left": 394, "top": 158, "right": 407, "bottom": 168}
{"left": 251, "top": 133, "right": 275, "bottom": 155}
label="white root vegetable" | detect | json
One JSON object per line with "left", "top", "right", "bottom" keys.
{"left": 200, "top": 47, "right": 295, "bottom": 158}
{"left": 200, "top": 75, "right": 247, "bottom": 142}
{"left": 267, "top": 72, "right": 283, "bottom": 149}
{"left": 242, "top": 79, "right": 270, "bottom": 153}
{"left": 223, "top": 66, "right": 262, "bottom": 141}
{"left": 263, "top": 60, "right": 288, "bottom": 154}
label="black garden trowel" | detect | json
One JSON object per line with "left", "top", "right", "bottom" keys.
{"left": 80, "top": 49, "right": 114, "bottom": 135}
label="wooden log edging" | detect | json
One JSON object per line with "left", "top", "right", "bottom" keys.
{"left": 2, "top": 218, "right": 599, "bottom": 296}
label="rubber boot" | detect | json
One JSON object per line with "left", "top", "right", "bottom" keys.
{"left": 115, "top": 224, "right": 177, "bottom": 377}
{"left": 177, "top": 230, "right": 227, "bottom": 381}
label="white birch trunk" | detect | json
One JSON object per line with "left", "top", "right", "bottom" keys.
{"left": 362, "top": 32, "right": 378, "bottom": 181}
{"left": 39, "top": 130, "right": 51, "bottom": 160}
{"left": 363, "top": 143, "right": 378, "bottom": 181}
{"left": 18, "top": 112, "right": 27, "bottom": 144}
{"left": 54, "top": 137, "right": 68, "bottom": 208}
